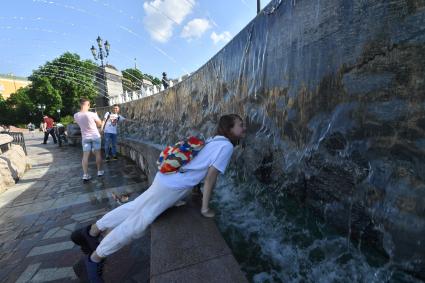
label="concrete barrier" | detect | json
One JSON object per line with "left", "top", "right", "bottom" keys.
{"left": 118, "top": 138, "right": 247, "bottom": 282}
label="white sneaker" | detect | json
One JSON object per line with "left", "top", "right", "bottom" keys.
{"left": 82, "top": 174, "right": 92, "bottom": 181}
{"left": 97, "top": 170, "right": 105, "bottom": 177}
{"left": 174, "top": 200, "right": 186, "bottom": 207}
{"left": 201, "top": 208, "right": 215, "bottom": 218}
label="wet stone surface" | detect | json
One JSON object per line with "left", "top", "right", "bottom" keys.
{"left": 0, "top": 132, "right": 150, "bottom": 283}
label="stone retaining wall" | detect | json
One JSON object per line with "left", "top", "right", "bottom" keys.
{"left": 118, "top": 138, "right": 162, "bottom": 184}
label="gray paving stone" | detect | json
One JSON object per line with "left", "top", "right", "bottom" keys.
{"left": 15, "top": 263, "right": 41, "bottom": 283}
{"left": 49, "top": 229, "right": 71, "bottom": 238}
{"left": 63, "top": 223, "right": 77, "bottom": 231}
{"left": 42, "top": 227, "right": 61, "bottom": 240}
{"left": 30, "top": 267, "right": 77, "bottom": 282}
{"left": 0, "top": 229, "right": 20, "bottom": 243}
{"left": 1, "top": 184, "right": 142, "bottom": 219}
{"left": 70, "top": 208, "right": 107, "bottom": 222}
{"left": 151, "top": 202, "right": 233, "bottom": 276}
{"left": 27, "top": 241, "right": 74, "bottom": 257}
{"left": 0, "top": 133, "right": 150, "bottom": 282}
{"left": 42, "top": 223, "right": 78, "bottom": 240}
{"left": 151, "top": 254, "right": 247, "bottom": 283}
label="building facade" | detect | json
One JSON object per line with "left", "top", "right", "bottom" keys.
{"left": 0, "top": 74, "right": 31, "bottom": 99}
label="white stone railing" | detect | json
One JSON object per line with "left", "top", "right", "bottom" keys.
{"left": 108, "top": 73, "right": 191, "bottom": 105}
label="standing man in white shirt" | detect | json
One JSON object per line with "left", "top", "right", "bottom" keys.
{"left": 101, "top": 104, "right": 126, "bottom": 162}
{"left": 74, "top": 98, "right": 104, "bottom": 181}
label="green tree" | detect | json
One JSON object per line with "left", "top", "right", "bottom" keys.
{"left": 143, "top": 73, "right": 161, "bottom": 85}
{"left": 28, "top": 77, "right": 62, "bottom": 117}
{"left": 29, "top": 52, "right": 98, "bottom": 115}
{"left": 4, "top": 87, "right": 34, "bottom": 124}
{"left": 0, "top": 95, "right": 11, "bottom": 124}
{"left": 122, "top": 68, "right": 144, "bottom": 92}
{"left": 122, "top": 68, "right": 161, "bottom": 92}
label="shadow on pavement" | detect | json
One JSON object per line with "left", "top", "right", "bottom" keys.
{"left": 0, "top": 132, "right": 150, "bottom": 283}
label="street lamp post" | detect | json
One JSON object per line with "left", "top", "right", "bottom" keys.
{"left": 257, "top": 0, "right": 261, "bottom": 14}
{"left": 37, "top": 104, "right": 46, "bottom": 116}
{"left": 57, "top": 109, "right": 61, "bottom": 121}
{"left": 91, "top": 36, "right": 110, "bottom": 106}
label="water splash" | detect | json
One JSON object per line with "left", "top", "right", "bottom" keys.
{"left": 211, "top": 173, "right": 422, "bottom": 282}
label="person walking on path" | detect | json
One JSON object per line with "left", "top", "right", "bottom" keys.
{"left": 42, "top": 115, "right": 57, "bottom": 144}
{"left": 73, "top": 98, "right": 104, "bottom": 181}
{"left": 101, "top": 104, "right": 126, "bottom": 161}
{"left": 71, "top": 114, "right": 246, "bottom": 282}
{"left": 27, "top": 122, "right": 35, "bottom": 136}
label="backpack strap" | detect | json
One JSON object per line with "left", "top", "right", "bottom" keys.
{"left": 102, "top": 112, "right": 111, "bottom": 131}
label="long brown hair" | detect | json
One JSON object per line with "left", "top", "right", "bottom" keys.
{"left": 215, "top": 114, "right": 243, "bottom": 146}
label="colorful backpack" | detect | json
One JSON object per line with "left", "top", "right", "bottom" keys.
{"left": 157, "top": 136, "right": 205, "bottom": 174}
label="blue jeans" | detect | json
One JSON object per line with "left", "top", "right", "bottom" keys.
{"left": 104, "top": 133, "right": 117, "bottom": 157}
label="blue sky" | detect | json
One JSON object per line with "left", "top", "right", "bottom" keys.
{"left": 0, "top": 0, "right": 271, "bottom": 79}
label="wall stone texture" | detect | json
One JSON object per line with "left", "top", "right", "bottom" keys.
{"left": 100, "top": 0, "right": 425, "bottom": 277}
{"left": 117, "top": 138, "right": 162, "bottom": 184}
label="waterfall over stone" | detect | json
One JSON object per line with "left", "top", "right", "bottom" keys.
{"left": 106, "top": 0, "right": 425, "bottom": 281}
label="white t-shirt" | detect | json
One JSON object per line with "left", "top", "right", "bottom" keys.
{"left": 103, "top": 112, "right": 125, "bottom": 134}
{"left": 74, "top": 111, "right": 101, "bottom": 140}
{"left": 155, "top": 136, "right": 234, "bottom": 190}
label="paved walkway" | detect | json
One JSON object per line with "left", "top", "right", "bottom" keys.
{"left": 0, "top": 132, "right": 150, "bottom": 283}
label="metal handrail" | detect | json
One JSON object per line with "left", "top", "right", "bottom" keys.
{"left": 0, "top": 131, "right": 27, "bottom": 155}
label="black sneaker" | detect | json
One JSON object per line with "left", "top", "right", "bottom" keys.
{"left": 112, "top": 156, "right": 118, "bottom": 161}
{"left": 105, "top": 156, "right": 110, "bottom": 162}
{"left": 70, "top": 225, "right": 100, "bottom": 255}
{"left": 73, "top": 255, "right": 104, "bottom": 283}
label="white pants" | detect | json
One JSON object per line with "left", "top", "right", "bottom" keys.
{"left": 95, "top": 178, "right": 190, "bottom": 257}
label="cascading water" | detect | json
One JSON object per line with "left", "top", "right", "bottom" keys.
{"left": 211, "top": 173, "right": 422, "bottom": 283}
{"left": 118, "top": 0, "right": 425, "bottom": 280}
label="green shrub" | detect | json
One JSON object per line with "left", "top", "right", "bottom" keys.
{"left": 59, "top": 115, "right": 74, "bottom": 127}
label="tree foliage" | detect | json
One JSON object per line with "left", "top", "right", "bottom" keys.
{"left": 28, "top": 77, "right": 62, "bottom": 117}
{"left": 1, "top": 52, "right": 99, "bottom": 125}
{"left": 2, "top": 52, "right": 162, "bottom": 126}
{"left": 122, "top": 68, "right": 144, "bottom": 91}
{"left": 144, "top": 73, "right": 161, "bottom": 86}
{"left": 0, "top": 96, "right": 10, "bottom": 125}
{"left": 29, "top": 52, "right": 98, "bottom": 115}
{"left": 122, "top": 68, "right": 161, "bottom": 92}
{"left": 3, "top": 87, "right": 34, "bottom": 124}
